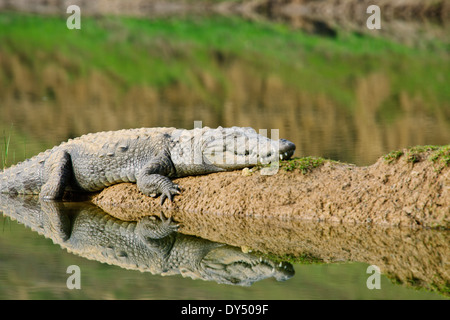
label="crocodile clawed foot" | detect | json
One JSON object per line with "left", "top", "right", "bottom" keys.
{"left": 136, "top": 213, "right": 180, "bottom": 239}
{"left": 159, "top": 211, "right": 181, "bottom": 232}
{"left": 160, "top": 183, "right": 182, "bottom": 205}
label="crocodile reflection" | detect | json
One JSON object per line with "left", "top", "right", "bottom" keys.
{"left": 0, "top": 194, "right": 294, "bottom": 286}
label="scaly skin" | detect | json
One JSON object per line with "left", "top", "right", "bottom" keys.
{"left": 0, "top": 194, "right": 294, "bottom": 286}
{"left": 0, "top": 126, "right": 296, "bottom": 203}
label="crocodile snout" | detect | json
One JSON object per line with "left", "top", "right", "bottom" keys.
{"left": 279, "top": 139, "right": 296, "bottom": 160}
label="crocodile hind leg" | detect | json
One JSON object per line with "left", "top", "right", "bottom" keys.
{"left": 40, "top": 150, "right": 72, "bottom": 200}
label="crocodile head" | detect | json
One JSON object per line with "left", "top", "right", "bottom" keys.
{"left": 201, "top": 126, "right": 296, "bottom": 170}
{"left": 174, "top": 243, "right": 294, "bottom": 286}
{"left": 182, "top": 245, "right": 295, "bottom": 286}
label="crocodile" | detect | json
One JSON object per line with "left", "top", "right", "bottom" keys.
{"left": 0, "top": 126, "right": 295, "bottom": 203}
{"left": 0, "top": 194, "right": 294, "bottom": 285}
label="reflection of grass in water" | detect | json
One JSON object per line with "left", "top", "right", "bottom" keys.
{"left": 0, "top": 13, "right": 448, "bottom": 109}
{"left": 258, "top": 251, "right": 324, "bottom": 265}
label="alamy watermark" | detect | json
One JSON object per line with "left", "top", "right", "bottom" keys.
{"left": 64, "top": 3, "right": 382, "bottom": 29}
{"left": 66, "top": 5, "right": 81, "bottom": 30}
{"left": 188, "top": 121, "right": 281, "bottom": 176}
{"left": 366, "top": 265, "right": 381, "bottom": 290}
{"left": 66, "top": 265, "right": 81, "bottom": 289}
{"left": 366, "top": 5, "right": 381, "bottom": 30}
{"left": 65, "top": 4, "right": 381, "bottom": 31}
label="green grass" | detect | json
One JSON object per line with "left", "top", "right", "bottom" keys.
{"left": 258, "top": 252, "right": 324, "bottom": 265}
{"left": 383, "top": 145, "right": 450, "bottom": 169}
{"left": 0, "top": 12, "right": 448, "bottom": 110}
{"left": 406, "top": 145, "right": 440, "bottom": 163}
{"left": 1, "top": 133, "right": 11, "bottom": 170}
{"left": 253, "top": 156, "right": 342, "bottom": 174}
{"left": 1, "top": 126, "right": 13, "bottom": 170}
{"left": 283, "top": 145, "right": 449, "bottom": 170}
{"left": 0, "top": 124, "right": 43, "bottom": 168}
{"left": 429, "top": 145, "right": 450, "bottom": 167}
{"left": 280, "top": 157, "right": 328, "bottom": 174}
{"left": 383, "top": 150, "right": 404, "bottom": 163}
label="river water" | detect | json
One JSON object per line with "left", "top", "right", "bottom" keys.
{"left": 0, "top": 196, "right": 447, "bottom": 300}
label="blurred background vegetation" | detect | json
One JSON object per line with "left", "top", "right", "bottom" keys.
{"left": 0, "top": 0, "right": 449, "bottom": 166}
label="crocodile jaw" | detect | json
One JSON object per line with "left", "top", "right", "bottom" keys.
{"left": 202, "top": 127, "right": 296, "bottom": 169}
{"left": 198, "top": 246, "right": 295, "bottom": 286}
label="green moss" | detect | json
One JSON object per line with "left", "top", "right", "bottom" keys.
{"left": 430, "top": 281, "right": 450, "bottom": 297}
{"left": 258, "top": 252, "right": 324, "bottom": 265}
{"left": 271, "top": 146, "right": 449, "bottom": 171}
{"left": 280, "top": 157, "right": 328, "bottom": 174}
{"left": 429, "top": 145, "right": 450, "bottom": 166}
{"left": 253, "top": 156, "right": 332, "bottom": 174}
{"left": 386, "top": 273, "right": 450, "bottom": 297}
{"left": 406, "top": 153, "right": 420, "bottom": 164}
{"left": 406, "top": 145, "right": 444, "bottom": 164}
{"left": 384, "top": 145, "right": 450, "bottom": 167}
{"left": 383, "top": 150, "right": 404, "bottom": 163}
{"left": 408, "top": 145, "right": 441, "bottom": 153}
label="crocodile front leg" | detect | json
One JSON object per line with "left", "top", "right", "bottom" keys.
{"left": 136, "top": 156, "right": 181, "bottom": 205}
{"left": 135, "top": 213, "right": 180, "bottom": 240}
{"left": 135, "top": 213, "right": 180, "bottom": 266}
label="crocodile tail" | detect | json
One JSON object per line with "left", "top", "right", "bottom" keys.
{"left": 0, "top": 155, "right": 45, "bottom": 195}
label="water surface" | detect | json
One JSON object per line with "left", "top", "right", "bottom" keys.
{"left": 0, "top": 197, "right": 447, "bottom": 300}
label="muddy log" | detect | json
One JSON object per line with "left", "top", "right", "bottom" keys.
{"left": 93, "top": 146, "right": 449, "bottom": 229}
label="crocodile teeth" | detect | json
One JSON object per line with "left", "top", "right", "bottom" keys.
{"left": 280, "top": 152, "right": 290, "bottom": 160}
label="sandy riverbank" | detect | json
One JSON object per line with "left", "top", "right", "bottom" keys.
{"left": 93, "top": 146, "right": 449, "bottom": 229}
